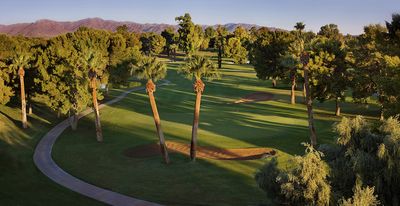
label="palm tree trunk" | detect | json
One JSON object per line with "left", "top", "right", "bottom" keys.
{"left": 191, "top": 79, "right": 205, "bottom": 161}
{"left": 146, "top": 80, "right": 170, "bottom": 164}
{"left": 291, "top": 75, "right": 296, "bottom": 104}
{"left": 272, "top": 79, "right": 277, "bottom": 88}
{"left": 218, "top": 45, "right": 222, "bottom": 69}
{"left": 335, "top": 97, "right": 341, "bottom": 116}
{"left": 304, "top": 66, "right": 317, "bottom": 146}
{"left": 91, "top": 77, "right": 103, "bottom": 142}
{"left": 19, "top": 67, "right": 27, "bottom": 129}
{"left": 303, "top": 82, "right": 306, "bottom": 104}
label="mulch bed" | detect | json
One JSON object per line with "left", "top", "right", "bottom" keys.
{"left": 123, "top": 141, "right": 276, "bottom": 160}
{"left": 234, "top": 92, "right": 274, "bottom": 104}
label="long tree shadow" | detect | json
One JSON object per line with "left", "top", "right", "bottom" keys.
{"left": 55, "top": 114, "right": 271, "bottom": 206}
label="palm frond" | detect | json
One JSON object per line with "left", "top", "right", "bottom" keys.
{"left": 131, "top": 56, "right": 166, "bottom": 82}
{"left": 179, "top": 55, "right": 221, "bottom": 81}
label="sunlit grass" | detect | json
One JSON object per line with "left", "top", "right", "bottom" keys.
{"left": 52, "top": 55, "right": 379, "bottom": 205}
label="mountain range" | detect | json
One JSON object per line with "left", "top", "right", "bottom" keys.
{"left": 0, "top": 18, "right": 278, "bottom": 38}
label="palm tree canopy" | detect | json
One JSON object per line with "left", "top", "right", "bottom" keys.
{"left": 179, "top": 55, "right": 220, "bottom": 81}
{"left": 9, "top": 46, "right": 32, "bottom": 71}
{"left": 294, "top": 22, "right": 306, "bottom": 31}
{"left": 132, "top": 56, "right": 167, "bottom": 82}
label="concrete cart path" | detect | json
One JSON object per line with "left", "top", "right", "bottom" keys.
{"left": 33, "top": 82, "right": 169, "bottom": 206}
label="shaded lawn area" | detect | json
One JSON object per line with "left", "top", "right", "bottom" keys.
{"left": 0, "top": 104, "right": 104, "bottom": 206}
{"left": 52, "top": 59, "right": 379, "bottom": 205}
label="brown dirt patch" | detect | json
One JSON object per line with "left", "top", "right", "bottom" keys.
{"left": 123, "top": 141, "right": 276, "bottom": 160}
{"left": 234, "top": 92, "right": 274, "bottom": 104}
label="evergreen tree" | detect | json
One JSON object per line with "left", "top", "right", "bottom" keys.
{"left": 175, "top": 13, "right": 203, "bottom": 56}
{"left": 224, "top": 37, "right": 248, "bottom": 64}
{"left": 215, "top": 25, "right": 228, "bottom": 68}
{"left": 140, "top": 32, "right": 166, "bottom": 56}
{"left": 161, "top": 27, "right": 177, "bottom": 57}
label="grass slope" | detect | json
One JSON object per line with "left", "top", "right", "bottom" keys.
{"left": 52, "top": 55, "right": 379, "bottom": 206}
{"left": 0, "top": 104, "right": 103, "bottom": 206}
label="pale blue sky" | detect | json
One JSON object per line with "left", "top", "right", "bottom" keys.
{"left": 0, "top": 0, "right": 399, "bottom": 34}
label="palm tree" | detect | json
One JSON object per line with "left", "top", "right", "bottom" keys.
{"left": 80, "top": 50, "right": 108, "bottom": 142}
{"left": 294, "top": 22, "right": 306, "bottom": 33}
{"left": 280, "top": 53, "right": 298, "bottom": 104}
{"left": 180, "top": 55, "right": 220, "bottom": 161}
{"left": 10, "top": 51, "right": 32, "bottom": 129}
{"left": 132, "top": 56, "right": 170, "bottom": 164}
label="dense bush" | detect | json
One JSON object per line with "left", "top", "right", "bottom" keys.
{"left": 256, "top": 116, "right": 400, "bottom": 205}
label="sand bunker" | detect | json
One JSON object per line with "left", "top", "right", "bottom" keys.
{"left": 123, "top": 141, "right": 276, "bottom": 160}
{"left": 234, "top": 92, "right": 274, "bottom": 104}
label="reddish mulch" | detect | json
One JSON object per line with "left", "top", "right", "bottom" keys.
{"left": 123, "top": 141, "right": 276, "bottom": 160}
{"left": 234, "top": 92, "right": 274, "bottom": 104}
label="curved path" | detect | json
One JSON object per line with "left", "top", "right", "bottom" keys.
{"left": 34, "top": 81, "right": 170, "bottom": 206}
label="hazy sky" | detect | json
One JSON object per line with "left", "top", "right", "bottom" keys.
{"left": 0, "top": 0, "right": 399, "bottom": 34}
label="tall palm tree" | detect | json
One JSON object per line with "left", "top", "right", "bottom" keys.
{"left": 132, "top": 56, "right": 170, "bottom": 164}
{"left": 294, "top": 22, "right": 306, "bottom": 34}
{"left": 10, "top": 52, "right": 32, "bottom": 129}
{"left": 80, "top": 50, "right": 108, "bottom": 142}
{"left": 180, "top": 55, "right": 220, "bottom": 161}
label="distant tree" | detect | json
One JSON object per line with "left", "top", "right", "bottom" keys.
{"left": 215, "top": 25, "right": 229, "bottom": 68}
{"left": 161, "top": 27, "right": 176, "bottom": 57}
{"left": 280, "top": 39, "right": 304, "bottom": 104}
{"left": 116, "top": 24, "right": 129, "bottom": 35}
{"left": 140, "top": 32, "right": 166, "bottom": 56}
{"left": 204, "top": 26, "right": 216, "bottom": 48}
{"left": 175, "top": 13, "right": 203, "bottom": 56}
{"left": 233, "top": 26, "right": 249, "bottom": 41}
{"left": 108, "top": 32, "right": 141, "bottom": 87}
{"left": 318, "top": 24, "right": 340, "bottom": 39}
{"left": 179, "top": 55, "right": 220, "bottom": 161}
{"left": 224, "top": 37, "right": 248, "bottom": 64}
{"left": 252, "top": 30, "right": 294, "bottom": 87}
{"left": 385, "top": 13, "right": 400, "bottom": 40}
{"left": 294, "top": 22, "right": 306, "bottom": 33}
{"left": 132, "top": 56, "right": 170, "bottom": 164}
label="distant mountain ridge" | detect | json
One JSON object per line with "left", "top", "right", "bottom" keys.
{"left": 0, "top": 18, "right": 279, "bottom": 38}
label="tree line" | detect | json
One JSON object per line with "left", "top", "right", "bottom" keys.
{"left": 0, "top": 13, "right": 399, "bottom": 164}
{"left": 0, "top": 14, "right": 223, "bottom": 164}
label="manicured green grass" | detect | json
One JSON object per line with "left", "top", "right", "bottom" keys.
{"left": 0, "top": 104, "right": 104, "bottom": 206}
{"left": 52, "top": 55, "right": 379, "bottom": 205}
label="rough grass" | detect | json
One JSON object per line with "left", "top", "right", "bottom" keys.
{"left": 52, "top": 54, "right": 379, "bottom": 205}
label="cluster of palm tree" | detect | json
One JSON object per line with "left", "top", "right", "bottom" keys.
{"left": 132, "top": 55, "right": 220, "bottom": 164}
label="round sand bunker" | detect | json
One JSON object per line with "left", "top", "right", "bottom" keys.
{"left": 123, "top": 141, "right": 276, "bottom": 160}
{"left": 234, "top": 92, "right": 274, "bottom": 104}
